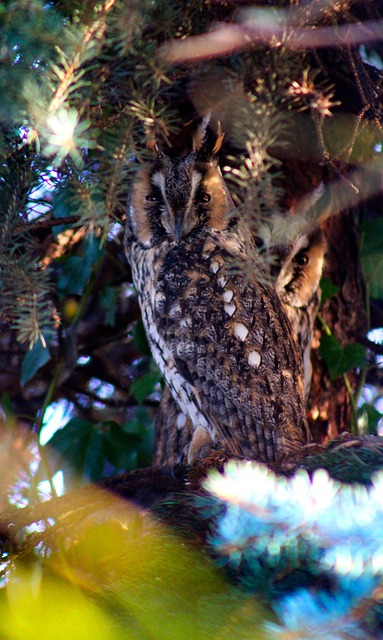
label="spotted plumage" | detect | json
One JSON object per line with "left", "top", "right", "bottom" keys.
{"left": 125, "top": 126, "right": 310, "bottom": 466}
{"left": 152, "top": 217, "right": 325, "bottom": 466}
{"left": 256, "top": 215, "right": 326, "bottom": 399}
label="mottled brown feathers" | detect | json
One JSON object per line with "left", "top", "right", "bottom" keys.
{"left": 125, "top": 142, "right": 311, "bottom": 468}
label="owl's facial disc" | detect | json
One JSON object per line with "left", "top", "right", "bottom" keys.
{"left": 147, "top": 153, "right": 231, "bottom": 242}
{"left": 149, "top": 154, "right": 203, "bottom": 242}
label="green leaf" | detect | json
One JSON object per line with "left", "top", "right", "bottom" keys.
{"left": 359, "top": 218, "right": 383, "bottom": 254}
{"left": 342, "top": 342, "right": 367, "bottom": 371}
{"left": 133, "top": 318, "right": 152, "bottom": 356}
{"left": 357, "top": 403, "right": 382, "bottom": 436}
{"left": 359, "top": 219, "right": 383, "bottom": 299}
{"left": 360, "top": 251, "right": 383, "bottom": 299}
{"left": 318, "top": 335, "right": 343, "bottom": 379}
{"left": 47, "top": 417, "right": 152, "bottom": 481}
{"left": 57, "top": 236, "right": 102, "bottom": 299}
{"left": 318, "top": 335, "right": 366, "bottom": 380}
{"left": 20, "top": 340, "right": 51, "bottom": 386}
{"left": 130, "top": 369, "right": 162, "bottom": 404}
{"left": 52, "top": 190, "right": 75, "bottom": 237}
{"left": 102, "top": 421, "right": 142, "bottom": 470}
{"left": 320, "top": 277, "right": 340, "bottom": 304}
{"left": 122, "top": 406, "right": 151, "bottom": 436}
{"left": 47, "top": 417, "right": 97, "bottom": 478}
{"left": 84, "top": 430, "right": 106, "bottom": 481}
{"left": 99, "top": 286, "right": 118, "bottom": 326}
{"left": 1, "top": 392, "right": 14, "bottom": 420}
{"left": 122, "top": 408, "right": 154, "bottom": 468}
{"left": 57, "top": 256, "right": 85, "bottom": 297}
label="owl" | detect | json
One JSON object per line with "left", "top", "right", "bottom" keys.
{"left": 125, "top": 124, "right": 310, "bottom": 467}
{"left": 152, "top": 216, "right": 325, "bottom": 466}
{"left": 256, "top": 214, "right": 326, "bottom": 400}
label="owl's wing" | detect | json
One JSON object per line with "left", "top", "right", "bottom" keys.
{"left": 158, "top": 243, "right": 310, "bottom": 465}
{"left": 152, "top": 387, "right": 194, "bottom": 466}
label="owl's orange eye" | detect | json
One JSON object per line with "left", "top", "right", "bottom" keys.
{"left": 194, "top": 192, "right": 211, "bottom": 205}
{"left": 294, "top": 252, "right": 309, "bottom": 266}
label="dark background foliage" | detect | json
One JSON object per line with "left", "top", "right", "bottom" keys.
{"left": 2, "top": 1, "right": 383, "bottom": 638}
{"left": 1, "top": 0, "right": 383, "bottom": 492}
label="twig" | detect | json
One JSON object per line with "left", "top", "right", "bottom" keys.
{"left": 14, "top": 216, "right": 81, "bottom": 234}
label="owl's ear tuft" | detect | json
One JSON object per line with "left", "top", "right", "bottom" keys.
{"left": 146, "top": 130, "right": 163, "bottom": 157}
{"left": 147, "top": 137, "right": 159, "bottom": 154}
{"left": 212, "top": 122, "right": 225, "bottom": 155}
{"left": 192, "top": 113, "right": 211, "bottom": 153}
{"left": 193, "top": 114, "right": 225, "bottom": 160}
{"left": 145, "top": 114, "right": 224, "bottom": 160}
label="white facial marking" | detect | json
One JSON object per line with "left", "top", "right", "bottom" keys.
{"left": 293, "top": 233, "right": 310, "bottom": 255}
{"left": 210, "top": 261, "right": 220, "bottom": 273}
{"left": 151, "top": 171, "right": 165, "bottom": 191}
{"left": 223, "top": 289, "right": 234, "bottom": 303}
{"left": 248, "top": 350, "right": 261, "bottom": 368}
{"left": 233, "top": 322, "right": 249, "bottom": 341}
{"left": 191, "top": 170, "right": 202, "bottom": 194}
{"left": 185, "top": 170, "right": 203, "bottom": 212}
{"left": 224, "top": 303, "right": 236, "bottom": 317}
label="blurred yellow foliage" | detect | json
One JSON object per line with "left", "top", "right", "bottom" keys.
{"left": 0, "top": 489, "right": 267, "bottom": 639}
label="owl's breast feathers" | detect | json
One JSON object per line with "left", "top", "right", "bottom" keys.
{"left": 128, "top": 228, "right": 310, "bottom": 465}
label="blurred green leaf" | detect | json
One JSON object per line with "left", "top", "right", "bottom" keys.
{"left": 57, "top": 513, "right": 267, "bottom": 640}
{"left": 122, "top": 406, "right": 152, "bottom": 436}
{"left": 47, "top": 416, "right": 152, "bottom": 481}
{"left": 318, "top": 335, "right": 343, "bottom": 379}
{"left": 52, "top": 189, "right": 75, "bottom": 236}
{"left": 57, "top": 256, "right": 84, "bottom": 297}
{"left": 131, "top": 370, "right": 162, "bottom": 404}
{"left": 342, "top": 342, "right": 367, "bottom": 371}
{"left": 102, "top": 420, "right": 141, "bottom": 469}
{"left": 47, "top": 417, "right": 97, "bottom": 477}
{"left": 0, "top": 505, "right": 267, "bottom": 640}
{"left": 360, "top": 218, "right": 383, "bottom": 254}
{"left": 133, "top": 318, "right": 152, "bottom": 356}
{"left": 57, "top": 236, "right": 102, "bottom": 299}
{"left": 121, "top": 408, "right": 154, "bottom": 468}
{"left": 319, "top": 335, "right": 366, "bottom": 380}
{"left": 0, "top": 564, "right": 118, "bottom": 640}
{"left": 359, "top": 219, "right": 383, "bottom": 299}
{"left": 20, "top": 340, "right": 51, "bottom": 386}
{"left": 99, "top": 285, "right": 119, "bottom": 326}
{"left": 84, "top": 429, "right": 106, "bottom": 481}
{"left": 357, "top": 403, "right": 382, "bottom": 436}
{"left": 1, "top": 392, "right": 14, "bottom": 419}
{"left": 360, "top": 252, "right": 383, "bottom": 299}
{"left": 320, "top": 277, "right": 340, "bottom": 305}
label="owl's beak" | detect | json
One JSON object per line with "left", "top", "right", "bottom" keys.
{"left": 173, "top": 212, "right": 184, "bottom": 242}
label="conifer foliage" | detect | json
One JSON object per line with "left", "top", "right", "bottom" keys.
{"left": 1, "top": 0, "right": 383, "bottom": 476}
{"left": 1, "top": 0, "right": 383, "bottom": 637}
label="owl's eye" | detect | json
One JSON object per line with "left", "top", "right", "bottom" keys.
{"left": 294, "top": 251, "right": 309, "bottom": 266}
{"left": 194, "top": 192, "right": 211, "bottom": 205}
{"left": 253, "top": 236, "right": 265, "bottom": 251}
{"left": 145, "top": 193, "right": 162, "bottom": 203}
